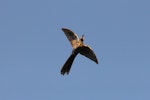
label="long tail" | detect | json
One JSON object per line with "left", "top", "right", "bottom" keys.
{"left": 61, "top": 53, "right": 78, "bottom": 75}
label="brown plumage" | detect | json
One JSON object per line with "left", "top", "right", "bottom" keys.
{"left": 61, "top": 28, "right": 98, "bottom": 75}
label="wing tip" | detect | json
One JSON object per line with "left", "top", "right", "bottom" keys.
{"left": 62, "top": 28, "right": 68, "bottom": 31}
{"left": 96, "top": 60, "right": 98, "bottom": 64}
{"left": 95, "top": 57, "right": 99, "bottom": 64}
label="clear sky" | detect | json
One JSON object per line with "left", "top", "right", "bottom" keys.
{"left": 0, "top": 0, "right": 150, "bottom": 100}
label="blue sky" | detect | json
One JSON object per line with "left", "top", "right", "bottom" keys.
{"left": 0, "top": 0, "right": 150, "bottom": 100}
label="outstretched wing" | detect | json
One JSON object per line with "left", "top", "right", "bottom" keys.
{"left": 79, "top": 45, "right": 98, "bottom": 64}
{"left": 62, "top": 28, "right": 80, "bottom": 49}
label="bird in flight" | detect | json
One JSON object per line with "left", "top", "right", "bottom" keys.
{"left": 61, "top": 28, "right": 98, "bottom": 75}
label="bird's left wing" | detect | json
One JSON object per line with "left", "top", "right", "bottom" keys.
{"left": 79, "top": 45, "right": 98, "bottom": 64}
{"left": 62, "top": 28, "right": 80, "bottom": 49}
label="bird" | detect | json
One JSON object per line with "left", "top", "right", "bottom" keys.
{"left": 61, "top": 28, "right": 98, "bottom": 75}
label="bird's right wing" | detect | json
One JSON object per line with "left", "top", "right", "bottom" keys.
{"left": 79, "top": 45, "right": 98, "bottom": 64}
{"left": 62, "top": 28, "right": 80, "bottom": 49}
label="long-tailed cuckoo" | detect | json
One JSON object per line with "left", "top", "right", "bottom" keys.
{"left": 61, "top": 28, "right": 98, "bottom": 75}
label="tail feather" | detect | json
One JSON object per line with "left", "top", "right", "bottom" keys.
{"left": 61, "top": 53, "right": 78, "bottom": 75}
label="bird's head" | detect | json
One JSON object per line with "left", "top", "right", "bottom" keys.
{"left": 80, "top": 35, "right": 84, "bottom": 42}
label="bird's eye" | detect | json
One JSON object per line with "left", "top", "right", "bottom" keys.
{"left": 81, "top": 38, "right": 84, "bottom": 42}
